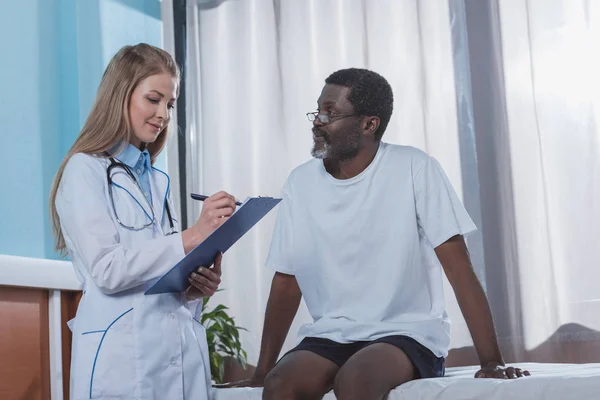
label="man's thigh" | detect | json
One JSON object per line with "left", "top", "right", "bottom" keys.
{"left": 263, "top": 350, "right": 339, "bottom": 400}
{"left": 333, "top": 343, "right": 416, "bottom": 398}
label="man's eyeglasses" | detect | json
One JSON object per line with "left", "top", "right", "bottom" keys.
{"left": 306, "top": 112, "right": 360, "bottom": 124}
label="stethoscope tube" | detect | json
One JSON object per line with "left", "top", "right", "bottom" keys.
{"left": 106, "top": 157, "right": 177, "bottom": 234}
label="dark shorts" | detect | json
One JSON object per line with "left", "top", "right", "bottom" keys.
{"left": 285, "top": 335, "right": 445, "bottom": 379}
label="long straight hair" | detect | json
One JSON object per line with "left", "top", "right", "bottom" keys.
{"left": 50, "top": 43, "right": 181, "bottom": 255}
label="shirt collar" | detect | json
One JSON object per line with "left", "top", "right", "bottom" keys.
{"left": 115, "top": 143, "right": 151, "bottom": 172}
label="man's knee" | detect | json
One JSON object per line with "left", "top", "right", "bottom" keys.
{"left": 333, "top": 366, "right": 405, "bottom": 400}
{"left": 333, "top": 367, "right": 372, "bottom": 400}
{"left": 263, "top": 369, "right": 310, "bottom": 400}
{"left": 263, "top": 367, "right": 330, "bottom": 400}
{"left": 263, "top": 369, "right": 292, "bottom": 400}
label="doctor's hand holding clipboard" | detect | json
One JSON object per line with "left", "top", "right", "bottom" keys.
{"left": 49, "top": 43, "right": 234, "bottom": 400}
{"left": 181, "top": 192, "right": 238, "bottom": 299}
{"left": 182, "top": 192, "right": 240, "bottom": 299}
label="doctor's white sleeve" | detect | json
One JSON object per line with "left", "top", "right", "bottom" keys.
{"left": 56, "top": 153, "right": 186, "bottom": 294}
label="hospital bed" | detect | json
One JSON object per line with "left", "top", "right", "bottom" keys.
{"left": 214, "top": 362, "right": 600, "bottom": 399}
{"left": 2, "top": 255, "right": 600, "bottom": 399}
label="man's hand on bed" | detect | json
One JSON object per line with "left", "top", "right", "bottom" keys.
{"left": 213, "top": 374, "right": 265, "bottom": 388}
{"left": 475, "top": 362, "right": 530, "bottom": 379}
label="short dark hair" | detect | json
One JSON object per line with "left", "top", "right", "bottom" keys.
{"left": 325, "top": 68, "right": 394, "bottom": 139}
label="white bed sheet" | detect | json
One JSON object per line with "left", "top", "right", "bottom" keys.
{"left": 213, "top": 363, "right": 600, "bottom": 400}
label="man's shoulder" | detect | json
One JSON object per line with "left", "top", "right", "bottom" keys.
{"left": 381, "top": 142, "right": 429, "bottom": 160}
{"left": 380, "top": 143, "right": 431, "bottom": 172}
{"left": 287, "top": 158, "right": 321, "bottom": 183}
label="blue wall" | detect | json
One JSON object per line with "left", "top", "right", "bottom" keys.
{"left": 0, "top": 0, "right": 163, "bottom": 259}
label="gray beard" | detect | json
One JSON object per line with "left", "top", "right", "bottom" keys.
{"left": 311, "top": 125, "right": 362, "bottom": 161}
{"left": 311, "top": 139, "right": 360, "bottom": 161}
{"left": 311, "top": 142, "right": 329, "bottom": 159}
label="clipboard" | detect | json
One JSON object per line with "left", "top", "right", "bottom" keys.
{"left": 145, "top": 196, "right": 282, "bottom": 295}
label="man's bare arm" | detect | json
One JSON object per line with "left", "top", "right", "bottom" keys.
{"left": 436, "top": 235, "right": 529, "bottom": 379}
{"left": 222, "top": 271, "right": 302, "bottom": 387}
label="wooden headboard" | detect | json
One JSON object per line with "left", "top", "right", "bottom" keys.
{"left": 0, "top": 255, "right": 81, "bottom": 400}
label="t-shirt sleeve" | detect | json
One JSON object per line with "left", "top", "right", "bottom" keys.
{"left": 414, "top": 156, "right": 477, "bottom": 248}
{"left": 264, "top": 178, "right": 295, "bottom": 275}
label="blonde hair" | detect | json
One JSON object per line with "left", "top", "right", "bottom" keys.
{"left": 50, "top": 43, "right": 181, "bottom": 255}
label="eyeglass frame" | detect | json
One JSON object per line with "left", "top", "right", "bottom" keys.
{"left": 306, "top": 112, "right": 362, "bottom": 124}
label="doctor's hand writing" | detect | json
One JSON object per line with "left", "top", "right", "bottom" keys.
{"left": 185, "top": 253, "right": 223, "bottom": 299}
{"left": 182, "top": 191, "right": 237, "bottom": 253}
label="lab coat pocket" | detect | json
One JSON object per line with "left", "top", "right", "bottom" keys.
{"left": 71, "top": 332, "right": 102, "bottom": 400}
{"left": 88, "top": 308, "right": 136, "bottom": 398}
{"left": 191, "top": 318, "right": 213, "bottom": 387}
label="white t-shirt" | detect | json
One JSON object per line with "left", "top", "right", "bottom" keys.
{"left": 265, "top": 142, "right": 477, "bottom": 357}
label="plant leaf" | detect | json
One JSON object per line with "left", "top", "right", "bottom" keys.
{"left": 201, "top": 300, "right": 248, "bottom": 383}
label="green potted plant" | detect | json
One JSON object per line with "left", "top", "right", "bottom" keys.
{"left": 200, "top": 295, "right": 248, "bottom": 383}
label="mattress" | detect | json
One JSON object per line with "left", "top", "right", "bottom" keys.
{"left": 213, "top": 362, "right": 600, "bottom": 400}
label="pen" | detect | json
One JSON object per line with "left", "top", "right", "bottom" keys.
{"left": 191, "top": 193, "right": 243, "bottom": 206}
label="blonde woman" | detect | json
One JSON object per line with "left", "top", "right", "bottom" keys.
{"left": 50, "top": 43, "right": 236, "bottom": 399}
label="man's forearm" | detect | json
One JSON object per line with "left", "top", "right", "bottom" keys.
{"left": 451, "top": 268, "right": 504, "bottom": 366}
{"left": 436, "top": 236, "right": 504, "bottom": 367}
{"left": 255, "top": 272, "right": 302, "bottom": 376}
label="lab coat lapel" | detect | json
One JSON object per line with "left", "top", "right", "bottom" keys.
{"left": 149, "top": 166, "right": 169, "bottom": 235}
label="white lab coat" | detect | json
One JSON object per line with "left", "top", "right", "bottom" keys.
{"left": 56, "top": 153, "right": 213, "bottom": 400}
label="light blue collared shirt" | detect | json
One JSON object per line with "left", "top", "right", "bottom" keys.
{"left": 115, "top": 144, "right": 153, "bottom": 205}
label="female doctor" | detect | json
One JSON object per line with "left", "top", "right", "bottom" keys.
{"left": 49, "top": 44, "right": 237, "bottom": 400}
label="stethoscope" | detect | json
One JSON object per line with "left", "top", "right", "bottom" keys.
{"left": 106, "top": 156, "right": 177, "bottom": 235}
